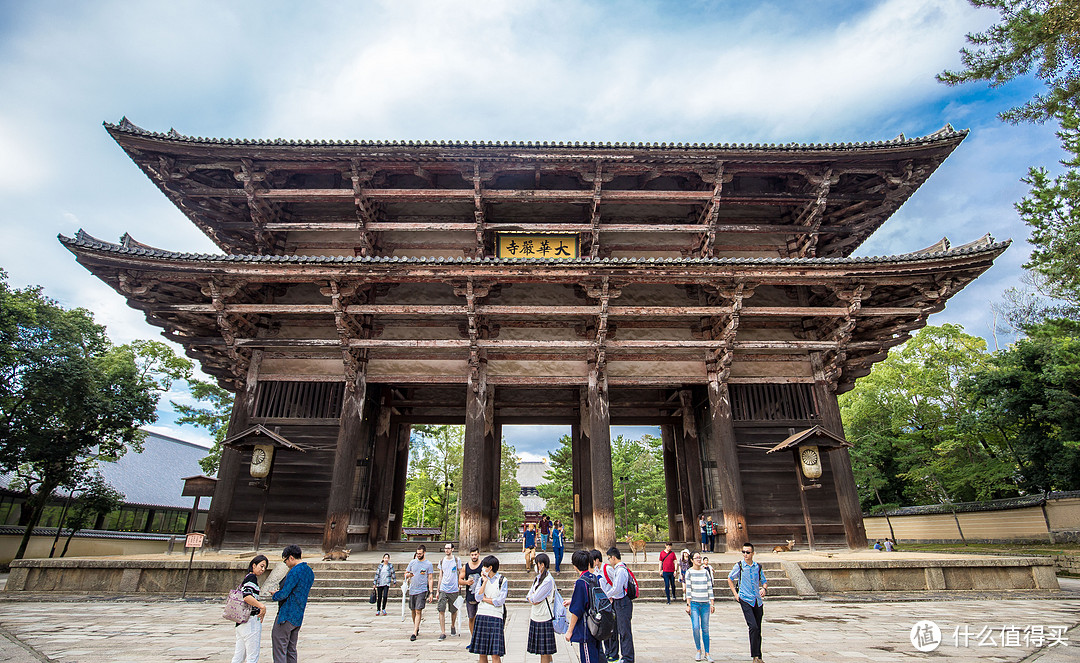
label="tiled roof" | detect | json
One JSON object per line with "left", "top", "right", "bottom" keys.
{"left": 517, "top": 461, "right": 552, "bottom": 488}
{"left": 0, "top": 430, "right": 212, "bottom": 510}
{"left": 61, "top": 230, "right": 1009, "bottom": 267}
{"left": 106, "top": 117, "right": 967, "bottom": 153}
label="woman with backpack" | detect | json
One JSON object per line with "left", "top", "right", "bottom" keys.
{"left": 231, "top": 554, "right": 269, "bottom": 663}
{"left": 565, "top": 549, "right": 602, "bottom": 663}
{"left": 468, "top": 555, "right": 508, "bottom": 663}
{"left": 526, "top": 552, "right": 557, "bottom": 663}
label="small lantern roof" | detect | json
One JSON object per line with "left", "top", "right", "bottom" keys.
{"left": 223, "top": 424, "right": 308, "bottom": 451}
{"left": 766, "top": 425, "right": 851, "bottom": 454}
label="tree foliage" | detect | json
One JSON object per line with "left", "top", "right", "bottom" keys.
{"left": 939, "top": 0, "right": 1080, "bottom": 123}
{"left": 539, "top": 433, "right": 670, "bottom": 541}
{"left": 964, "top": 319, "right": 1080, "bottom": 492}
{"left": 59, "top": 473, "right": 125, "bottom": 557}
{"left": 498, "top": 440, "right": 525, "bottom": 541}
{"left": 0, "top": 270, "right": 174, "bottom": 559}
{"left": 172, "top": 378, "right": 234, "bottom": 474}
{"left": 841, "top": 325, "right": 1019, "bottom": 510}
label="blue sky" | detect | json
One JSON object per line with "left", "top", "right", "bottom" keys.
{"left": 0, "top": 0, "right": 1064, "bottom": 459}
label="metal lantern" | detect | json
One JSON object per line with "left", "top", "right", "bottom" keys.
{"left": 799, "top": 445, "right": 822, "bottom": 479}
{"left": 250, "top": 443, "right": 275, "bottom": 478}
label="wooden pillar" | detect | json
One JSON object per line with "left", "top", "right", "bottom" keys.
{"left": 387, "top": 424, "right": 411, "bottom": 542}
{"left": 812, "top": 354, "right": 867, "bottom": 549}
{"left": 206, "top": 350, "right": 262, "bottom": 549}
{"left": 366, "top": 397, "right": 395, "bottom": 547}
{"left": 660, "top": 424, "right": 681, "bottom": 544}
{"left": 488, "top": 422, "right": 503, "bottom": 545}
{"left": 673, "top": 424, "right": 696, "bottom": 543}
{"left": 323, "top": 370, "right": 368, "bottom": 552}
{"left": 461, "top": 364, "right": 491, "bottom": 552}
{"left": 588, "top": 365, "right": 616, "bottom": 549}
{"left": 678, "top": 391, "right": 708, "bottom": 540}
{"left": 571, "top": 421, "right": 588, "bottom": 547}
{"left": 705, "top": 379, "right": 747, "bottom": 551}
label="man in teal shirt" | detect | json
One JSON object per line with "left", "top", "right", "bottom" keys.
{"left": 272, "top": 544, "right": 315, "bottom": 663}
{"left": 727, "top": 542, "right": 767, "bottom": 663}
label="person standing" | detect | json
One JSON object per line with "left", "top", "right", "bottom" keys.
{"left": 698, "top": 515, "right": 708, "bottom": 553}
{"left": 524, "top": 523, "right": 537, "bottom": 551}
{"left": 589, "top": 549, "right": 617, "bottom": 662}
{"left": 231, "top": 554, "right": 268, "bottom": 663}
{"left": 727, "top": 542, "right": 768, "bottom": 663}
{"left": 539, "top": 515, "right": 551, "bottom": 551}
{"left": 706, "top": 517, "right": 716, "bottom": 553}
{"left": 599, "top": 547, "right": 634, "bottom": 663}
{"left": 405, "top": 544, "right": 435, "bottom": 641}
{"left": 551, "top": 520, "right": 565, "bottom": 573}
{"left": 461, "top": 547, "right": 484, "bottom": 635}
{"left": 271, "top": 545, "right": 314, "bottom": 663}
{"left": 373, "top": 553, "right": 396, "bottom": 616}
{"left": 436, "top": 543, "right": 461, "bottom": 640}
{"left": 468, "top": 555, "right": 508, "bottom": 663}
{"left": 657, "top": 542, "right": 677, "bottom": 604}
{"left": 684, "top": 551, "right": 714, "bottom": 662}
{"left": 565, "top": 549, "right": 601, "bottom": 663}
{"left": 526, "top": 552, "right": 557, "bottom": 663}
{"left": 677, "top": 549, "right": 692, "bottom": 600}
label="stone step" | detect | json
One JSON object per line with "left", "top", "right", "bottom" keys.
{"left": 307, "top": 585, "right": 801, "bottom": 600}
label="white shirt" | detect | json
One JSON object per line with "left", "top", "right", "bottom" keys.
{"left": 525, "top": 573, "right": 556, "bottom": 622}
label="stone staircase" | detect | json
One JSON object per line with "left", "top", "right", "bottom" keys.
{"left": 307, "top": 560, "right": 798, "bottom": 601}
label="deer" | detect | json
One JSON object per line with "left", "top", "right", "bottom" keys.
{"left": 322, "top": 548, "right": 351, "bottom": 561}
{"left": 625, "top": 533, "right": 647, "bottom": 562}
{"left": 772, "top": 539, "right": 795, "bottom": 553}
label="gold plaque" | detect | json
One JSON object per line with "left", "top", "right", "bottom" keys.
{"left": 496, "top": 233, "right": 579, "bottom": 259}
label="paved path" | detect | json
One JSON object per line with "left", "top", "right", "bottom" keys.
{"left": 0, "top": 590, "right": 1078, "bottom": 662}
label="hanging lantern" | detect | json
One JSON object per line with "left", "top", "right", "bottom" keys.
{"left": 799, "top": 445, "right": 822, "bottom": 479}
{"left": 250, "top": 443, "right": 275, "bottom": 478}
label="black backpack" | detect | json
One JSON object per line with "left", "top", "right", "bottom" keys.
{"left": 583, "top": 574, "right": 616, "bottom": 641}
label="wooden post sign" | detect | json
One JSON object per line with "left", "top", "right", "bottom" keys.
{"left": 181, "top": 532, "right": 205, "bottom": 598}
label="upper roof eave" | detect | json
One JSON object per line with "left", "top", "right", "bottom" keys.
{"left": 104, "top": 118, "right": 969, "bottom": 159}
{"left": 59, "top": 229, "right": 1011, "bottom": 271}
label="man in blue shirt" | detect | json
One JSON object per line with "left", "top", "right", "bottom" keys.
{"left": 272, "top": 544, "right": 315, "bottom": 663}
{"left": 727, "top": 542, "right": 767, "bottom": 663}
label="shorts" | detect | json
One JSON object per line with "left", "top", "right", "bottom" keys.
{"left": 408, "top": 592, "right": 429, "bottom": 610}
{"left": 466, "top": 601, "right": 479, "bottom": 620}
{"left": 437, "top": 591, "right": 459, "bottom": 613}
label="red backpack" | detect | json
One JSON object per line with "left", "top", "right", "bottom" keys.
{"left": 603, "top": 563, "right": 639, "bottom": 600}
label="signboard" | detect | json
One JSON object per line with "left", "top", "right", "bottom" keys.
{"left": 185, "top": 532, "right": 205, "bottom": 548}
{"left": 496, "top": 233, "right": 579, "bottom": 259}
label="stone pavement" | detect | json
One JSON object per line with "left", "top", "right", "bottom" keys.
{"left": 0, "top": 587, "right": 1079, "bottom": 662}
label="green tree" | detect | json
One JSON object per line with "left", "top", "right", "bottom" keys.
{"left": 498, "top": 441, "right": 525, "bottom": 541}
{"left": 537, "top": 435, "right": 574, "bottom": 535}
{"left": 172, "top": 378, "right": 234, "bottom": 474}
{"left": 939, "top": 0, "right": 1080, "bottom": 124}
{"left": 964, "top": 319, "right": 1080, "bottom": 492}
{"left": 403, "top": 425, "right": 463, "bottom": 536}
{"left": 539, "top": 433, "right": 669, "bottom": 541}
{"left": 0, "top": 272, "right": 164, "bottom": 559}
{"left": 840, "top": 325, "right": 1019, "bottom": 510}
{"left": 59, "top": 473, "right": 125, "bottom": 557}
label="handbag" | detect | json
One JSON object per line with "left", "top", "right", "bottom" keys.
{"left": 369, "top": 587, "right": 378, "bottom": 604}
{"left": 223, "top": 583, "right": 251, "bottom": 624}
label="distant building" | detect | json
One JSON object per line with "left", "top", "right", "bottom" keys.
{"left": 0, "top": 430, "right": 212, "bottom": 535}
{"left": 517, "top": 459, "right": 551, "bottom": 522}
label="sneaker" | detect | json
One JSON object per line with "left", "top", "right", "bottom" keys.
{"left": 704, "top": 655, "right": 714, "bottom": 663}
{"left": 694, "top": 653, "right": 702, "bottom": 661}
{"left": 439, "top": 634, "right": 447, "bottom": 641}
{"left": 451, "top": 627, "right": 457, "bottom": 636}
{"left": 410, "top": 634, "right": 417, "bottom": 641}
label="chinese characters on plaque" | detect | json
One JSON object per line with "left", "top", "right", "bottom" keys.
{"left": 496, "top": 233, "right": 579, "bottom": 259}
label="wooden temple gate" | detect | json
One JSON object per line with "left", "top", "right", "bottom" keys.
{"left": 62, "top": 120, "right": 1008, "bottom": 552}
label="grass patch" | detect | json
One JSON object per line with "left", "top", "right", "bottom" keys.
{"left": 897, "top": 542, "right": 1080, "bottom": 556}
